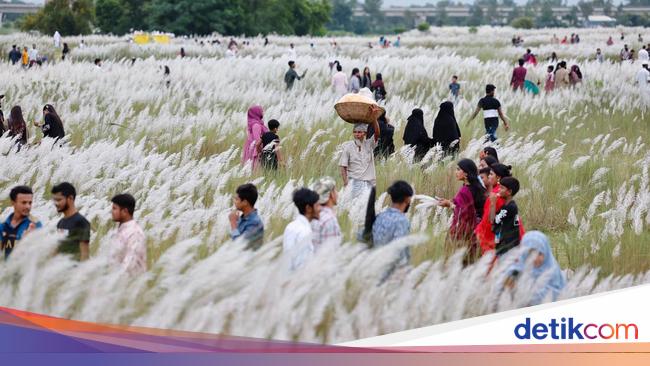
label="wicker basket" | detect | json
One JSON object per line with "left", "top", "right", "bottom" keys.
{"left": 334, "top": 94, "right": 385, "bottom": 124}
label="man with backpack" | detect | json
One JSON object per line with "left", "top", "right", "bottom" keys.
{"left": 257, "top": 119, "right": 283, "bottom": 170}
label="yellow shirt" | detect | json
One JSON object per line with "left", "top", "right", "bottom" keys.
{"left": 21, "top": 51, "right": 28, "bottom": 65}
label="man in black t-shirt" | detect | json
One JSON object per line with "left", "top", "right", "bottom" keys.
{"left": 51, "top": 182, "right": 91, "bottom": 261}
{"left": 467, "top": 84, "right": 510, "bottom": 142}
{"left": 258, "top": 119, "right": 283, "bottom": 170}
{"left": 491, "top": 177, "right": 521, "bottom": 256}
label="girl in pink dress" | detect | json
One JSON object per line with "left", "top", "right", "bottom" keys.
{"left": 545, "top": 65, "right": 555, "bottom": 92}
{"left": 242, "top": 105, "right": 268, "bottom": 168}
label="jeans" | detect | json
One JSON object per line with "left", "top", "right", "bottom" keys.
{"left": 485, "top": 124, "right": 498, "bottom": 142}
{"left": 350, "top": 178, "right": 373, "bottom": 197}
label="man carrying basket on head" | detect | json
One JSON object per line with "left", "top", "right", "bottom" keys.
{"left": 339, "top": 104, "right": 382, "bottom": 197}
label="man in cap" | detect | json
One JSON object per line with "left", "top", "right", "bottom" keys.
{"left": 339, "top": 105, "right": 382, "bottom": 196}
{"left": 310, "top": 176, "right": 342, "bottom": 250}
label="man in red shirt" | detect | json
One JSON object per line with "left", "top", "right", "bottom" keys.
{"left": 511, "top": 58, "right": 527, "bottom": 91}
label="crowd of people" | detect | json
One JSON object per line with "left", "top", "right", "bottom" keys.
{"left": 236, "top": 89, "right": 562, "bottom": 304}
{"left": 8, "top": 30, "right": 650, "bottom": 308}
{"left": 1, "top": 183, "right": 146, "bottom": 274}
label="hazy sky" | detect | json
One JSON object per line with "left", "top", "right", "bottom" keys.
{"left": 382, "top": 0, "right": 625, "bottom": 6}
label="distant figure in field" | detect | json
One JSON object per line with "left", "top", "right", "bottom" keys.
{"left": 595, "top": 48, "right": 604, "bottom": 63}
{"left": 554, "top": 61, "right": 570, "bottom": 88}
{"left": 331, "top": 64, "right": 348, "bottom": 97}
{"left": 636, "top": 63, "right": 649, "bottom": 92}
{"left": 467, "top": 84, "right": 510, "bottom": 143}
{"left": 94, "top": 58, "right": 102, "bottom": 69}
{"left": 544, "top": 65, "right": 555, "bottom": 92}
{"left": 606, "top": 36, "right": 614, "bottom": 46}
{"left": 8, "top": 45, "right": 21, "bottom": 65}
{"left": 348, "top": 68, "right": 361, "bottom": 93}
{"left": 34, "top": 104, "right": 65, "bottom": 143}
{"left": 361, "top": 67, "right": 372, "bottom": 89}
{"left": 449, "top": 75, "right": 460, "bottom": 103}
{"left": 62, "top": 43, "right": 70, "bottom": 61}
{"left": 7, "top": 105, "right": 28, "bottom": 150}
{"left": 258, "top": 119, "right": 283, "bottom": 170}
{"left": 402, "top": 108, "right": 431, "bottom": 163}
{"left": 431, "top": 101, "right": 461, "bottom": 156}
{"left": 511, "top": 59, "right": 527, "bottom": 91}
{"left": 242, "top": 105, "right": 268, "bottom": 169}
{"left": 569, "top": 65, "right": 583, "bottom": 85}
{"left": 371, "top": 73, "right": 386, "bottom": 101}
{"left": 284, "top": 61, "right": 307, "bottom": 90}
{"left": 53, "top": 31, "right": 61, "bottom": 48}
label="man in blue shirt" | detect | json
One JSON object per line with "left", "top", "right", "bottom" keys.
{"left": 2, "top": 186, "right": 42, "bottom": 259}
{"left": 373, "top": 181, "right": 413, "bottom": 253}
{"left": 371, "top": 181, "right": 414, "bottom": 283}
{"left": 229, "top": 183, "right": 264, "bottom": 250}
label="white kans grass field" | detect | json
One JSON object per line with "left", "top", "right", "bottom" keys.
{"left": 0, "top": 26, "right": 649, "bottom": 343}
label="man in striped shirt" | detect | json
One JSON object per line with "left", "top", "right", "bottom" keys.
{"left": 311, "top": 176, "right": 342, "bottom": 250}
{"left": 467, "top": 84, "right": 510, "bottom": 142}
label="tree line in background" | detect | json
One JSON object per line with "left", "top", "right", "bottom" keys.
{"left": 13, "top": 0, "right": 650, "bottom": 36}
{"left": 19, "top": 0, "right": 331, "bottom": 36}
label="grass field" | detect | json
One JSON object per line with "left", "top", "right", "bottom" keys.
{"left": 0, "top": 26, "right": 648, "bottom": 342}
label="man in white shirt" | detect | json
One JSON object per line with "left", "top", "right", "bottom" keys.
{"left": 287, "top": 43, "right": 297, "bottom": 59}
{"left": 331, "top": 64, "right": 348, "bottom": 98}
{"left": 53, "top": 31, "right": 61, "bottom": 48}
{"left": 110, "top": 194, "right": 147, "bottom": 275}
{"left": 636, "top": 63, "right": 650, "bottom": 92}
{"left": 339, "top": 106, "right": 382, "bottom": 196}
{"left": 283, "top": 188, "right": 320, "bottom": 271}
{"left": 639, "top": 46, "right": 649, "bottom": 63}
{"left": 28, "top": 44, "right": 38, "bottom": 64}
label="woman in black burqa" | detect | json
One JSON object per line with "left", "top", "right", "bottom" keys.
{"left": 402, "top": 108, "right": 431, "bottom": 163}
{"left": 431, "top": 101, "right": 461, "bottom": 156}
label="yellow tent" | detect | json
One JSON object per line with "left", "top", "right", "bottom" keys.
{"left": 153, "top": 35, "right": 170, "bottom": 44}
{"left": 133, "top": 34, "right": 150, "bottom": 45}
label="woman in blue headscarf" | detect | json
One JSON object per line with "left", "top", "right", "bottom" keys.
{"left": 504, "top": 231, "right": 566, "bottom": 305}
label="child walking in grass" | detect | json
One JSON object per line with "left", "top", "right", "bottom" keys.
{"left": 257, "top": 119, "right": 283, "bottom": 170}
{"left": 491, "top": 176, "right": 521, "bottom": 257}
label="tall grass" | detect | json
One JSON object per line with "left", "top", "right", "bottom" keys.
{"left": 0, "top": 28, "right": 648, "bottom": 341}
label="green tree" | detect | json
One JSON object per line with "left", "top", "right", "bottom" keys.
{"left": 467, "top": 2, "right": 484, "bottom": 26}
{"left": 328, "top": 0, "right": 355, "bottom": 31}
{"left": 96, "top": 0, "right": 126, "bottom": 34}
{"left": 146, "top": 0, "right": 244, "bottom": 35}
{"left": 578, "top": 0, "right": 593, "bottom": 20}
{"left": 362, "top": 0, "right": 383, "bottom": 32}
{"left": 511, "top": 16, "right": 534, "bottom": 28}
{"left": 20, "top": 0, "right": 94, "bottom": 35}
{"left": 436, "top": 1, "right": 449, "bottom": 26}
{"left": 536, "top": 1, "right": 558, "bottom": 27}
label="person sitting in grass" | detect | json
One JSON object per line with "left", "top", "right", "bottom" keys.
{"left": 229, "top": 183, "right": 264, "bottom": 250}
{"left": 257, "top": 119, "right": 283, "bottom": 171}
{"left": 491, "top": 176, "right": 522, "bottom": 257}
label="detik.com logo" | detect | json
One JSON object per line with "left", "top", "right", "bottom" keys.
{"left": 514, "top": 318, "right": 638, "bottom": 340}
